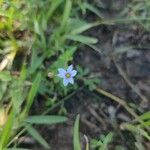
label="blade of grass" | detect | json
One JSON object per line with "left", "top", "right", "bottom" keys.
{"left": 121, "top": 123, "right": 150, "bottom": 140}
{"left": 73, "top": 115, "right": 81, "bottom": 150}
{"left": 47, "top": 0, "right": 63, "bottom": 19}
{"left": 101, "top": 133, "right": 113, "bottom": 150}
{"left": 6, "top": 148, "right": 30, "bottom": 150}
{"left": 83, "top": 3, "right": 104, "bottom": 19}
{"left": 0, "top": 71, "right": 12, "bottom": 82}
{"left": 26, "top": 115, "right": 67, "bottom": 125}
{"left": 139, "top": 111, "right": 150, "bottom": 120}
{"left": 7, "top": 129, "right": 26, "bottom": 147}
{"left": 67, "top": 35, "right": 98, "bottom": 44}
{"left": 61, "top": 0, "right": 72, "bottom": 29}
{"left": 22, "top": 73, "right": 42, "bottom": 116}
{"left": 70, "top": 22, "right": 100, "bottom": 35}
{"left": 0, "top": 110, "right": 14, "bottom": 149}
{"left": 26, "top": 124, "right": 50, "bottom": 149}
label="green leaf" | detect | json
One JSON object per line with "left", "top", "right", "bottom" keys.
{"left": 26, "top": 124, "right": 50, "bottom": 149}
{"left": 84, "top": 3, "right": 104, "bottom": 19}
{"left": 30, "top": 49, "right": 45, "bottom": 74}
{"left": 143, "top": 120, "right": 150, "bottom": 126}
{"left": 84, "top": 78, "right": 100, "bottom": 91}
{"left": 0, "top": 82, "right": 7, "bottom": 100}
{"left": 61, "top": 0, "right": 72, "bottom": 29}
{"left": 10, "top": 65, "right": 27, "bottom": 113}
{"left": 115, "top": 145, "right": 126, "bottom": 150}
{"left": 73, "top": 115, "right": 81, "bottom": 150}
{"left": 6, "top": 148, "right": 30, "bottom": 150}
{"left": 50, "top": 46, "right": 76, "bottom": 72}
{"left": 24, "top": 73, "right": 42, "bottom": 114}
{"left": 67, "top": 35, "right": 98, "bottom": 44}
{"left": 91, "top": 133, "right": 113, "bottom": 150}
{"left": 26, "top": 115, "right": 67, "bottom": 125}
{"left": 47, "top": 0, "right": 63, "bottom": 19}
{"left": 114, "top": 46, "right": 134, "bottom": 53}
{"left": 72, "top": 23, "right": 95, "bottom": 34}
{"left": 0, "top": 110, "right": 14, "bottom": 149}
{"left": 139, "top": 111, "right": 150, "bottom": 120}
{"left": 20, "top": 65, "right": 27, "bottom": 81}
{"left": 70, "top": 19, "right": 98, "bottom": 35}
{"left": 91, "top": 139, "right": 103, "bottom": 148}
{"left": 87, "top": 44, "right": 102, "bottom": 54}
{"left": 101, "top": 133, "right": 113, "bottom": 150}
{"left": 121, "top": 123, "right": 150, "bottom": 140}
{"left": 34, "top": 19, "right": 41, "bottom": 35}
{"left": 10, "top": 81, "right": 23, "bottom": 113}
{"left": 0, "top": 71, "right": 12, "bottom": 82}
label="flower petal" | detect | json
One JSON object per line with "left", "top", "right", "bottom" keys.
{"left": 68, "top": 77, "right": 74, "bottom": 84}
{"left": 71, "top": 70, "right": 77, "bottom": 77}
{"left": 67, "top": 65, "right": 73, "bottom": 72}
{"left": 63, "top": 78, "right": 69, "bottom": 86}
{"left": 58, "top": 68, "right": 66, "bottom": 78}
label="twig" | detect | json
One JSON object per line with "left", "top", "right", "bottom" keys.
{"left": 95, "top": 87, "right": 149, "bottom": 130}
{"left": 87, "top": 106, "right": 106, "bottom": 129}
{"left": 81, "top": 118, "right": 99, "bottom": 130}
{"left": 112, "top": 57, "right": 148, "bottom": 107}
{"left": 43, "top": 86, "right": 84, "bottom": 115}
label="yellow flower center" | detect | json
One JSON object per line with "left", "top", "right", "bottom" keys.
{"left": 65, "top": 73, "right": 71, "bottom": 78}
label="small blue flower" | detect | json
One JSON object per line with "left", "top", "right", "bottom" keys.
{"left": 58, "top": 65, "right": 77, "bottom": 86}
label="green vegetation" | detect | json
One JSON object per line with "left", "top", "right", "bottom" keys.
{"left": 0, "top": 0, "right": 149, "bottom": 149}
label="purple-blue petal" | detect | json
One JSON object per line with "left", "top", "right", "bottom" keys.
{"left": 67, "top": 65, "right": 73, "bottom": 72}
{"left": 71, "top": 70, "right": 77, "bottom": 77}
{"left": 58, "top": 68, "right": 66, "bottom": 78}
{"left": 68, "top": 77, "right": 74, "bottom": 84}
{"left": 63, "top": 78, "right": 69, "bottom": 86}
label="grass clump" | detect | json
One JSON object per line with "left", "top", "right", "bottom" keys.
{"left": 0, "top": 0, "right": 98, "bottom": 149}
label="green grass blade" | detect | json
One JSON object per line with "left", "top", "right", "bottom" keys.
{"left": 0, "top": 71, "right": 12, "bottom": 82}
{"left": 20, "top": 65, "right": 27, "bottom": 81}
{"left": 142, "top": 121, "right": 150, "bottom": 127}
{"left": 6, "top": 148, "right": 30, "bottom": 150}
{"left": 30, "top": 49, "right": 45, "bottom": 74}
{"left": 26, "top": 115, "right": 67, "bottom": 125}
{"left": 71, "top": 22, "right": 99, "bottom": 35}
{"left": 23, "top": 73, "right": 42, "bottom": 114}
{"left": 139, "top": 111, "right": 150, "bottom": 120}
{"left": 101, "top": 133, "right": 113, "bottom": 150}
{"left": 0, "top": 110, "right": 14, "bottom": 149}
{"left": 84, "top": 3, "right": 104, "bottom": 19}
{"left": 11, "top": 65, "right": 27, "bottom": 113}
{"left": 73, "top": 115, "right": 81, "bottom": 150}
{"left": 26, "top": 124, "right": 50, "bottom": 149}
{"left": 121, "top": 123, "right": 150, "bottom": 140}
{"left": 50, "top": 46, "right": 76, "bottom": 72}
{"left": 61, "top": 0, "right": 72, "bottom": 29}
{"left": 67, "top": 35, "right": 98, "bottom": 44}
{"left": 47, "top": 0, "right": 63, "bottom": 19}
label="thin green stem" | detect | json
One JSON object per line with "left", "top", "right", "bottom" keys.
{"left": 7, "top": 128, "right": 26, "bottom": 147}
{"left": 43, "top": 86, "right": 84, "bottom": 115}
